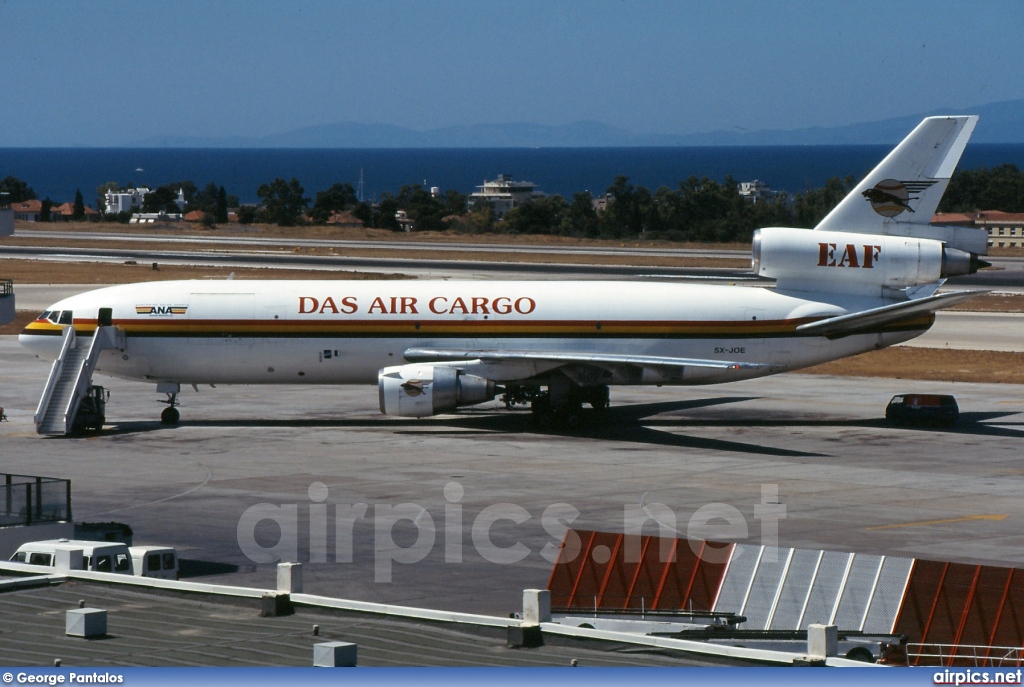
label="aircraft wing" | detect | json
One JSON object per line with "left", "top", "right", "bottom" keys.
{"left": 795, "top": 289, "right": 985, "bottom": 338}
{"left": 404, "top": 347, "right": 782, "bottom": 372}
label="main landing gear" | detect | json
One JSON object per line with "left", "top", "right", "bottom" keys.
{"left": 524, "top": 381, "right": 609, "bottom": 430}
{"left": 158, "top": 382, "right": 181, "bottom": 425}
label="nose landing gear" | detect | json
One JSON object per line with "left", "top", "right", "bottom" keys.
{"left": 157, "top": 382, "right": 181, "bottom": 425}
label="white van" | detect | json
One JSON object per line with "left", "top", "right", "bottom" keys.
{"left": 129, "top": 546, "right": 178, "bottom": 580}
{"left": 10, "top": 539, "right": 133, "bottom": 574}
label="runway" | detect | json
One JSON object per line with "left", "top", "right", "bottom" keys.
{"left": 2, "top": 335, "right": 1022, "bottom": 616}
{"left": 13, "top": 229, "right": 753, "bottom": 259}
{"left": 6, "top": 236, "right": 1024, "bottom": 289}
{"left": 12, "top": 229, "right": 1024, "bottom": 278}
{"left": 0, "top": 243, "right": 761, "bottom": 281}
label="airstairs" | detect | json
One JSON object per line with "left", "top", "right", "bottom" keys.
{"left": 34, "top": 325, "right": 123, "bottom": 436}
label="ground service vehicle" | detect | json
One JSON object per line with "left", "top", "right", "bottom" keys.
{"left": 886, "top": 394, "right": 959, "bottom": 427}
{"left": 129, "top": 545, "right": 179, "bottom": 579}
{"left": 71, "top": 385, "right": 107, "bottom": 433}
{"left": 10, "top": 539, "right": 179, "bottom": 578}
{"left": 11, "top": 539, "right": 132, "bottom": 574}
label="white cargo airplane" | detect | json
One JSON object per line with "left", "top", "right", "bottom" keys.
{"left": 20, "top": 116, "right": 989, "bottom": 427}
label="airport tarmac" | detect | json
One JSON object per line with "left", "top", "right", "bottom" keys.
{"left": 2, "top": 335, "right": 1023, "bottom": 616}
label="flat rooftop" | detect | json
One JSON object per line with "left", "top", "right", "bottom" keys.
{"left": 0, "top": 579, "right": 731, "bottom": 667}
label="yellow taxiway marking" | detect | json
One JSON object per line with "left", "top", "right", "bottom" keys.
{"left": 866, "top": 514, "right": 1008, "bottom": 531}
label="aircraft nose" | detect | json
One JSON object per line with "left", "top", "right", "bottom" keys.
{"left": 19, "top": 325, "right": 63, "bottom": 360}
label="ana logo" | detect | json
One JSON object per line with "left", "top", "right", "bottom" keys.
{"left": 136, "top": 305, "right": 188, "bottom": 316}
{"left": 861, "top": 178, "right": 937, "bottom": 217}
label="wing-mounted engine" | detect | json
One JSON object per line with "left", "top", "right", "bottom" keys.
{"left": 752, "top": 227, "right": 987, "bottom": 297}
{"left": 378, "top": 364, "right": 496, "bottom": 417}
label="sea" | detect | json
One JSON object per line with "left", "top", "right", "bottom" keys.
{"left": 2, "top": 145, "right": 1024, "bottom": 206}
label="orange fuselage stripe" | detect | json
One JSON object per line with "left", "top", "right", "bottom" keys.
{"left": 21, "top": 314, "right": 934, "bottom": 338}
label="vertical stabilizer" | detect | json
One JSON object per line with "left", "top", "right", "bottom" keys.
{"left": 815, "top": 116, "right": 987, "bottom": 254}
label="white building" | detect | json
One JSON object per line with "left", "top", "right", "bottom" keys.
{"left": 468, "top": 174, "right": 543, "bottom": 220}
{"left": 737, "top": 180, "right": 775, "bottom": 203}
{"left": 105, "top": 187, "right": 151, "bottom": 214}
{"left": 104, "top": 187, "right": 185, "bottom": 215}
{"left": 394, "top": 209, "right": 416, "bottom": 232}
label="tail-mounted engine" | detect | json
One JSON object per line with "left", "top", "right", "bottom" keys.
{"left": 378, "top": 364, "right": 496, "bottom": 417}
{"left": 752, "top": 227, "right": 987, "bottom": 295}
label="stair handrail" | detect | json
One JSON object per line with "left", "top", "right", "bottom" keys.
{"left": 33, "top": 325, "right": 76, "bottom": 431}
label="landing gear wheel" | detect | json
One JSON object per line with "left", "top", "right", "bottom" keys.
{"left": 161, "top": 406, "right": 180, "bottom": 425}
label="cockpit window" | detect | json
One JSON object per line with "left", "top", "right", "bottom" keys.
{"left": 58, "top": 311, "right": 73, "bottom": 325}
{"left": 39, "top": 310, "right": 51, "bottom": 321}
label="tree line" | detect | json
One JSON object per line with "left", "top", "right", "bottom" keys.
{"left": 3, "top": 163, "right": 1024, "bottom": 239}
{"left": 235, "top": 174, "right": 793, "bottom": 241}
{"left": 94, "top": 181, "right": 239, "bottom": 226}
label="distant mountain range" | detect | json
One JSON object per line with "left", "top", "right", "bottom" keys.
{"left": 132, "top": 100, "right": 1024, "bottom": 148}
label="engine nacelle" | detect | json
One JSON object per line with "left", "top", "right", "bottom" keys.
{"left": 752, "top": 227, "right": 984, "bottom": 294}
{"left": 378, "top": 364, "right": 496, "bottom": 417}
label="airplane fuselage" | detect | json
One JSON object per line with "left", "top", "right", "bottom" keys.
{"left": 19, "top": 279, "right": 930, "bottom": 387}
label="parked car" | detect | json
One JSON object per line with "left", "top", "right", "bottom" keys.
{"left": 885, "top": 394, "right": 959, "bottom": 427}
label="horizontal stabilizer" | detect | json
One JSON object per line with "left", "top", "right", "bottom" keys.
{"left": 795, "top": 290, "right": 985, "bottom": 337}
{"left": 404, "top": 347, "right": 782, "bottom": 371}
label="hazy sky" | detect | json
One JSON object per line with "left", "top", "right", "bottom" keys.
{"left": 1, "top": 0, "right": 1021, "bottom": 146}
